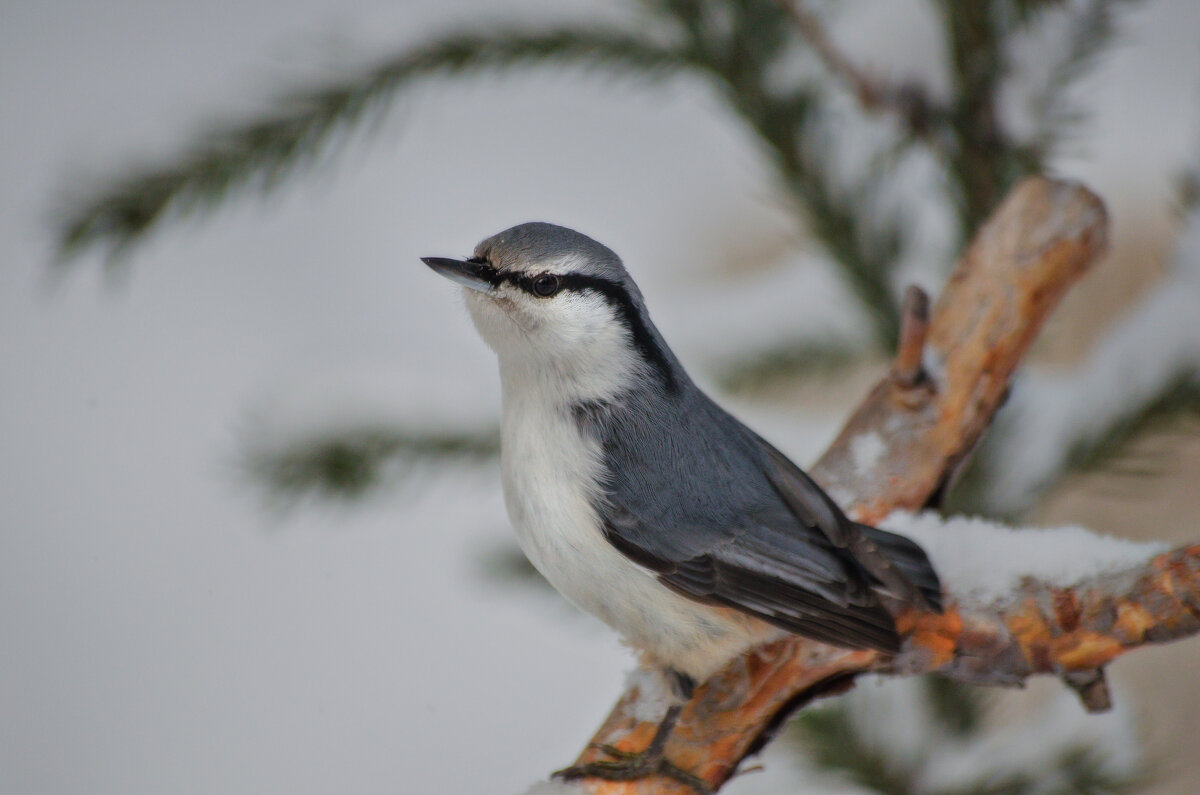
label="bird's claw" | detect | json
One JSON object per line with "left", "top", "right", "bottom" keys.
{"left": 553, "top": 745, "right": 714, "bottom": 794}
{"left": 585, "top": 741, "right": 644, "bottom": 761}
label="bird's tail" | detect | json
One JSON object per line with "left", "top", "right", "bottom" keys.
{"left": 854, "top": 522, "right": 944, "bottom": 613}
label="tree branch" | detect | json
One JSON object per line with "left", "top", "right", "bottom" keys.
{"left": 773, "top": 0, "right": 943, "bottom": 140}
{"left": 549, "top": 177, "right": 1200, "bottom": 794}
{"left": 814, "top": 176, "right": 1108, "bottom": 522}
{"left": 569, "top": 542, "right": 1200, "bottom": 795}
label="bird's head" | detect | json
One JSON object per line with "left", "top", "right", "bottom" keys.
{"left": 423, "top": 222, "right": 678, "bottom": 397}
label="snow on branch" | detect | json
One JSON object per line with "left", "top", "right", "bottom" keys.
{"left": 884, "top": 511, "right": 1167, "bottom": 609}
{"left": 536, "top": 178, "right": 1200, "bottom": 794}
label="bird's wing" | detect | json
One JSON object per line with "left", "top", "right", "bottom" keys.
{"left": 594, "top": 403, "right": 941, "bottom": 653}
{"left": 601, "top": 497, "right": 904, "bottom": 652}
{"left": 751, "top": 432, "right": 943, "bottom": 613}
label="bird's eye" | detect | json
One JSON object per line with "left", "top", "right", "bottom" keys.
{"left": 531, "top": 274, "right": 561, "bottom": 297}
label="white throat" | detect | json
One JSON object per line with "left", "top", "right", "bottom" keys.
{"left": 466, "top": 287, "right": 641, "bottom": 408}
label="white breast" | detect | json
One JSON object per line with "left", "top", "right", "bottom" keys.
{"left": 497, "top": 366, "right": 644, "bottom": 628}
{"left": 496, "top": 361, "right": 775, "bottom": 680}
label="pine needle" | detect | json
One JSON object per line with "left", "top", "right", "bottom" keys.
{"left": 1025, "top": 0, "right": 1150, "bottom": 161}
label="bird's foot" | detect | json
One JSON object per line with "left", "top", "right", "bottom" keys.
{"left": 553, "top": 745, "right": 712, "bottom": 794}
{"left": 552, "top": 705, "right": 712, "bottom": 793}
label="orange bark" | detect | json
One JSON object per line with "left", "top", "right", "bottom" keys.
{"left": 814, "top": 177, "right": 1108, "bottom": 524}
{"left": 573, "top": 544, "right": 1200, "bottom": 794}
{"left": 556, "top": 178, "right": 1200, "bottom": 793}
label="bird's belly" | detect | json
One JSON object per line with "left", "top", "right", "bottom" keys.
{"left": 499, "top": 414, "right": 774, "bottom": 679}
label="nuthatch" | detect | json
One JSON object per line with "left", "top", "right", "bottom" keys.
{"left": 423, "top": 222, "right": 941, "bottom": 789}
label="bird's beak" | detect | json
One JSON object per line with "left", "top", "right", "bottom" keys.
{"left": 421, "top": 257, "right": 496, "bottom": 293}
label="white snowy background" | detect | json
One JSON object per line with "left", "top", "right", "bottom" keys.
{"left": 3, "top": 1, "right": 1199, "bottom": 794}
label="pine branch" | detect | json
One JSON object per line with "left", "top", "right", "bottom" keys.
{"left": 1024, "top": 0, "right": 1150, "bottom": 162}
{"left": 1007, "top": 0, "right": 1079, "bottom": 27}
{"left": 788, "top": 669, "right": 1141, "bottom": 795}
{"left": 773, "top": 0, "right": 944, "bottom": 140}
{"left": 785, "top": 675, "right": 1138, "bottom": 795}
{"left": 50, "top": 0, "right": 925, "bottom": 350}
{"left": 1179, "top": 166, "right": 1200, "bottom": 213}
{"left": 241, "top": 425, "right": 498, "bottom": 501}
{"left": 789, "top": 704, "right": 917, "bottom": 793}
{"left": 937, "top": 0, "right": 1015, "bottom": 234}
{"left": 794, "top": 163, "right": 905, "bottom": 347}
{"left": 552, "top": 177, "right": 1115, "bottom": 794}
{"left": 661, "top": 0, "right": 909, "bottom": 346}
{"left": 715, "top": 340, "right": 857, "bottom": 396}
{"left": 54, "top": 27, "right": 687, "bottom": 264}
{"left": 1070, "top": 378, "right": 1200, "bottom": 479}
{"left": 922, "top": 677, "right": 986, "bottom": 738}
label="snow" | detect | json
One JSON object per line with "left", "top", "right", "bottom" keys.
{"left": 850, "top": 431, "right": 887, "bottom": 476}
{"left": 882, "top": 511, "right": 1167, "bottom": 606}
{"left": 917, "top": 684, "right": 1140, "bottom": 793}
{"left": 844, "top": 676, "right": 938, "bottom": 772}
{"left": 828, "top": 677, "right": 1141, "bottom": 795}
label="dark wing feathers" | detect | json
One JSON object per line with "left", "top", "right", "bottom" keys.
{"left": 604, "top": 512, "right": 903, "bottom": 652}
{"left": 668, "top": 553, "right": 903, "bottom": 652}
{"left": 754, "top": 433, "right": 942, "bottom": 613}
{"left": 593, "top": 391, "right": 942, "bottom": 654}
{"left": 854, "top": 522, "right": 944, "bottom": 612}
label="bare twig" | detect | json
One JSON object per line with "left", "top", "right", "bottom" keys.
{"left": 891, "top": 285, "right": 930, "bottom": 388}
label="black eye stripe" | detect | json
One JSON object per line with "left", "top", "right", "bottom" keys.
{"left": 465, "top": 263, "right": 674, "bottom": 391}
{"left": 489, "top": 269, "right": 561, "bottom": 297}
{"left": 555, "top": 273, "right": 678, "bottom": 393}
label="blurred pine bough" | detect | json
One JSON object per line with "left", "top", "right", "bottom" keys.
{"left": 57, "top": 0, "right": 1150, "bottom": 348}
{"left": 52, "top": 2, "right": 1200, "bottom": 792}
{"left": 56, "top": 0, "right": 1197, "bottom": 503}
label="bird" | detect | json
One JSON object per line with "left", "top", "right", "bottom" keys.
{"left": 422, "top": 222, "right": 942, "bottom": 790}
